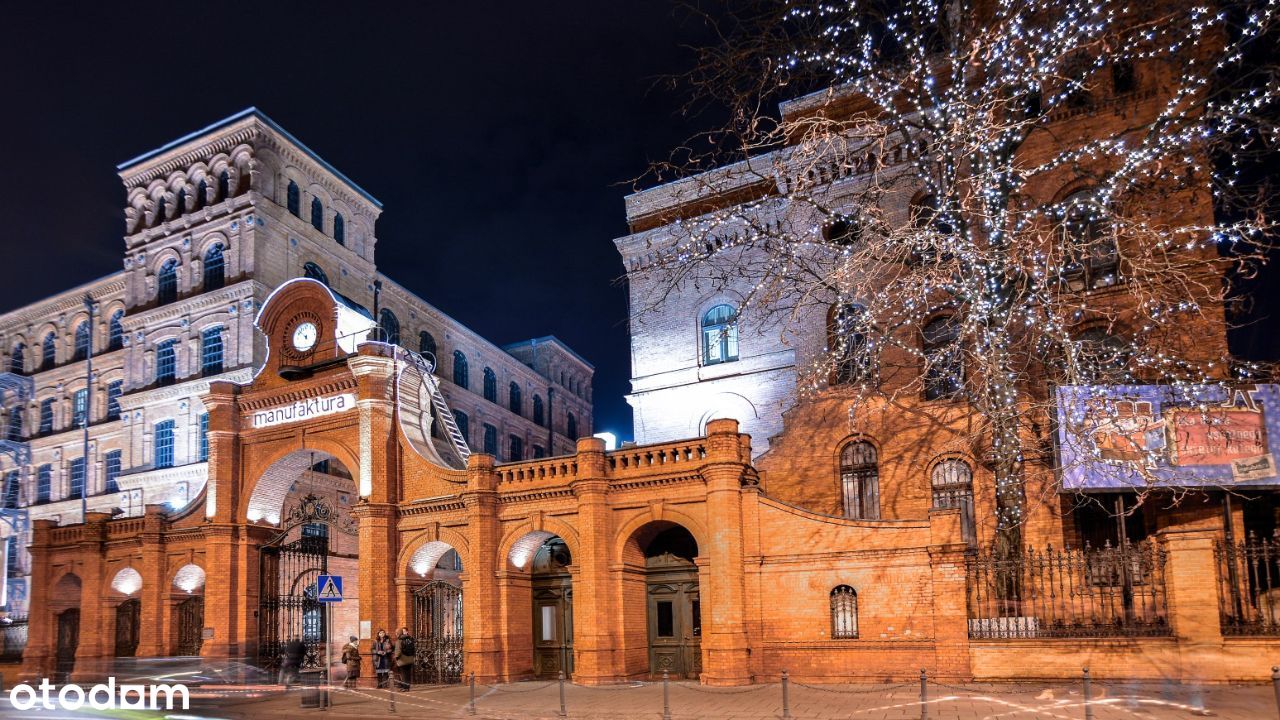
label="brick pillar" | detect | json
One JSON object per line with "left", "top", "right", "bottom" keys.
{"left": 72, "top": 512, "right": 110, "bottom": 681}
{"left": 462, "top": 453, "right": 502, "bottom": 682}
{"left": 136, "top": 505, "right": 168, "bottom": 657}
{"left": 203, "top": 381, "right": 241, "bottom": 523}
{"left": 353, "top": 503, "right": 398, "bottom": 646}
{"left": 699, "top": 419, "right": 752, "bottom": 686}
{"left": 569, "top": 437, "right": 615, "bottom": 683}
{"left": 20, "top": 520, "right": 56, "bottom": 679}
{"left": 201, "top": 524, "right": 245, "bottom": 660}
{"left": 1160, "top": 529, "right": 1222, "bottom": 681}
{"left": 927, "top": 507, "right": 972, "bottom": 680}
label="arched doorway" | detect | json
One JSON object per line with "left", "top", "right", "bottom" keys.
{"left": 508, "top": 531, "right": 575, "bottom": 680}
{"left": 114, "top": 599, "right": 141, "bottom": 657}
{"left": 253, "top": 451, "right": 360, "bottom": 677}
{"left": 407, "top": 540, "right": 464, "bottom": 684}
{"left": 624, "top": 522, "right": 701, "bottom": 679}
{"left": 172, "top": 564, "right": 207, "bottom": 657}
{"left": 51, "top": 573, "right": 81, "bottom": 683}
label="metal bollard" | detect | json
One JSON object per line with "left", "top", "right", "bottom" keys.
{"left": 1272, "top": 666, "right": 1280, "bottom": 719}
{"left": 469, "top": 672, "right": 477, "bottom": 715}
{"left": 920, "top": 668, "right": 928, "bottom": 720}
{"left": 781, "top": 670, "right": 792, "bottom": 720}
{"left": 558, "top": 670, "right": 567, "bottom": 717}
{"left": 1082, "top": 667, "right": 1094, "bottom": 720}
{"left": 663, "top": 670, "right": 672, "bottom": 720}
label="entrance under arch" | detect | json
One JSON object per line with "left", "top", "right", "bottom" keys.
{"left": 51, "top": 573, "right": 81, "bottom": 683}
{"left": 626, "top": 522, "right": 701, "bottom": 679}
{"left": 530, "top": 537, "right": 573, "bottom": 679}
{"left": 407, "top": 540, "right": 464, "bottom": 684}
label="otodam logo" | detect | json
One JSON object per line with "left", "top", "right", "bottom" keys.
{"left": 8, "top": 678, "right": 189, "bottom": 711}
{"left": 252, "top": 393, "right": 356, "bottom": 429}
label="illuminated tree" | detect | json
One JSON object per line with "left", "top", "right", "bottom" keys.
{"left": 633, "top": 0, "right": 1279, "bottom": 551}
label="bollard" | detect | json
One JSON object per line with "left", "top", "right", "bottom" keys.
{"left": 558, "top": 670, "right": 567, "bottom": 717}
{"left": 1272, "top": 666, "right": 1280, "bottom": 719}
{"left": 781, "top": 670, "right": 792, "bottom": 720}
{"left": 469, "top": 672, "right": 477, "bottom": 716}
{"left": 663, "top": 670, "right": 672, "bottom": 720}
{"left": 1082, "top": 667, "right": 1094, "bottom": 720}
{"left": 919, "top": 668, "right": 928, "bottom": 720}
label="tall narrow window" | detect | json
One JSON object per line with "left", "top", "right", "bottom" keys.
{"left": 196, "top": 179, "right": 208, "bottom": 209}
{"left": 9, "top": 343, "right": 24, "bottom": 374}
{"left": 830, "top": 586, "right": 859, "bottom": 639}
{"left": 5, "top": 407, "right": 22, "bottom": 441}
{"left": 923, "top": 316, "right": 963, "bottom": 400}
{"left": 453, "top": 410, "right": 469, "bottom": 443}
{"left": 203, "top": 244, "right": 225, "bottom": 290}
{"left": 1060, "top": 190, "right": 1118, "bottom": 290}
{"left": 6, "top": 537, "right": 17, "bottom": 576}
{"left": 3, "top": 471, "right": 20, "bottom": 509}
{"left": 418, "top": 331, "right": 436, "bottom": 360}
{"left": 154, "top": 419, "right": 175, "bottom": 469}
{"left": 839, "top": 441, "right": 880, "bottom": 520}
{"left": 218, "top": 170, "right": 230, "bottom": 200}
{"left": 287, "top": 181, "right": 300, "bottom": 216}
{"left": 104, "top": 450, "right": 122, "bottom": 493}
{"left": 483, "top": 423, "right": 497, "bottom": 455}
{"left": 701, "top": 304, "right": 739, "bottom": 365}
{"left": 483, "top": 368, "right": 497, "bottom": 402}
{"left": 334, "top": 213, "right": 345, "bottom": 246}
{"left": 453, "top": 351, "right": 469, "bottom": 389}
{"left": 73, "top": 321, "right": 90, "bottom": 361}
{"left": 931, "top": 459, "right": 976, "bottom": 546}
{"left": 198, "top": 413, "right": 209, "bottom": 462}
{"left": 41, "top": 332, "right": 56, "bottom": 370}
{"left": 108, "top": 311, "right": 124, "bottom": 351}
{"left": 509, "top": 382, "right": 522, "bottom": 415}
{"left": 378, "top": 309, "right": 400, "bottom": 345}
{"left": 303, "top": 261, "right": 329, "bottom": 285}
{"left": 156, "top": 339, "right": 178, "bottom": 386}
{"left": 176, "top": 187, "right": 187, "bottom": 216}
{"left": 311, "top": 197, "right": 324, "bottom": 232}
{"left": 106, "top": 380, "right": 123, "bottom": 420}
{"left": 201, "top": 327, "right": 224, "bottom": 376}
{"left": 509, "top": 435, "right": 524, "bottom": 462}
{"left": 157, "top": 259, "right": 179, "bottom": 305}
{"left": 1111, "top": 59, "right": 1135, "bottom": 94}
{"left": 567, "top": 412, "right": 578, "bottom": 441}
{"left": 830, "top": 303, "right": 871, "bottom": 384}
{"left": 533, "top": 395, "right": 544, "bottom": 426}
{"left": 36, "top": 464, "right": 51, "bottom": 503}
{"left": 39, "top": 398, "right": 54, "bottom": 435}
{"left": 155, "top": 196, "right": 167, "bottom": 224}
{"left": 73, "top": 389, "right": 88, "bottom": 427}
{"left": 69, "top": 457, "right": 85, "bottom": 498}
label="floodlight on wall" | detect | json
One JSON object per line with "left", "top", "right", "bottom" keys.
{"left": 111, "top": 567, "right": 143, "bottom": 596}
{"left": 173, "top": 564, "right": 206, "bottom": 594}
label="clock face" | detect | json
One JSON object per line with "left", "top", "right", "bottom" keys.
{"left": 292, "top": 322, "right": 318, "bottom": 352}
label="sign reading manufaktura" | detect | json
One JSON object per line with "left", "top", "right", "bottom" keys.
{"left": 251, "top": 393, "right": 356, "bottom": 429}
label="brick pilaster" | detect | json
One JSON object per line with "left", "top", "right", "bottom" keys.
{"left": 927, "top": 507, "right": 972, "bottom": 680}
{"left": 570, "top": 437, "right": 616, "bottom": 683}
{"left": 1160, "top": 528, "right": 1223, "bottom": 680}
{"left": 698, "top": 419, "right": 752, "bottom": 686}
{"left": 462, "top": 452, "right": 502, "bottom": 682}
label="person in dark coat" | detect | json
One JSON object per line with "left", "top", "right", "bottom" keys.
{"left": 280, "top": 635, "right": 306, "bottom": 687}
{"left": 371, "top": 629, "right": 394, "bottom": 689}
{"left": 341, "top": 635, "right": 362, "bottom": 688}
{"left": 392, "top": 627, "right": 416, "bottom": 691}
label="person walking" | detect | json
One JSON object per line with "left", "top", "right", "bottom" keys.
{"left": 280, "top": 635, "right": 306, "bottom": 688}
{"left": 371, "top": 629, "right": 393, "bottom": 689}
{"left": 341, "top": 635, "right": 362, "bottom": 689}
{"left": 392, "top": 627, "right": 416, "bottom": 692}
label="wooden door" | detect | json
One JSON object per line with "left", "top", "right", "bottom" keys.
{"left": 55, "top": 609, "right": 79, "bottom": 683}
{"left": 532, "top": 583, "right": 573, "bottom": 678}
{"left": 115, "top": 599, "right": 141, "bottom": 657}
{"left": 176, "top": 596, "right": 205, "bottom": 656}
{"left": 646, "top": 572, "right": 701, "bottom": 679}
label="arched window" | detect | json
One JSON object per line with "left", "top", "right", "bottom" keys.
{"left": 509, "top": 382, "right": 522, "bottom": 415}
{"left": 154, "top": 196, "right": 167, "bottom": 225}
{"left": 154, "top": 419, "right": 175, "bottom": 469}
{"left": 3, "top": 471, "right": 19, "bottom": 509}
{"left": 9, "top": 343, "right": 24, "bottom": 374}
{"left": 196, "top": 179, "right": 207, "bottom": 209}
{"left": 823, "top": 215, "right": 862, "bottom": 247}
{"left": 482, "top": 423, "right": 497, "bottom": 455}
{"left": 453, "top": 351, "right": 469, "bottom": 389}
{"left": 40, "top": 332, "right": 56, "bottom": 370}
{"left": 203, "top": 244, "right": 225, "bottom": 290}
{"left": 378, "top": 309, "right": 400, "bottom": 345}
{"left": 175, "top": 187, "right": 187, "bottom": 217}
{"left": 303, "top": 261, "right": 329, "bottom": 285}
{"left": 1060, "top": 190, "right": 1118, "bottom": 290}
{"left": 218, "top": 170, "right": 230, "bottom": 200}
{"left": 1074, "top": 327, "right": 1131, "bottom": 384}
{"left": 157, "top": 259, "right": 179, "bottom": 305}
{"left": 201, "top": 327, "right": 224, "bottom": 376}
{"left": 931, "top": 459, "right": 976, "bottom": 546}
{"left": 533, "top": 395, "right": 545, "bottom": 426}
{"left": 839, "top": 441, "right": 880, "bottom": 520}
{"left": 38, "top": 398, "right": 53, "bottom": 434}
{"left": 829, "top": 303, "right": 871, "bottom": 384}
{"left": 830, "top": 586, "right": 858, "bottom": 639}
{"left": 311, "top": 197, "right": 324, "bottom": 232}
{"left": 73, "top": 322, "right": 90, "bottom": 362}
{"left": 286, "top": 181, "right": 300, "bottom": 217}
{"left": 418, "top": 331, "right": 436, "bottom": 360}
{"left": 156, "top": 339, "right": 178, "bottom": 386}
{"left": 923, "top": 316, "right": 963, "bottom": 400}
{"left": 483, "top": 368, "right": 497, "bottom": 402}
{"left": 509, "top": 435, "right": 524, "bottom": 462}
{"left": 453, "top": 410, "right": 469, "bottom": 443}
{"left": 567, "top": 412, "right": 578, "bottom": 441}
{"left": 334, "top": 213, "right": 345, "bottom": 246}
{"left": 108, "top": 311, "right": 124, "bottom": 351}
{"left": 701, "top": 304, "right": 739, "bottom": 365}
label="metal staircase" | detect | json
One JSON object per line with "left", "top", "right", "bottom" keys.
{"left": 393, "top": 347, "right": 470, "bottom": 469}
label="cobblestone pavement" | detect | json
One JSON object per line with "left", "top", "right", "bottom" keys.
{"left": 193, "top": 679, "right": 1279, "bottom": 720}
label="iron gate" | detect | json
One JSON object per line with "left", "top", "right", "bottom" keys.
{"left": 412, "top": 580, "right": 463, "bottom": 684}
{"left": 55, "top": 608, "right": 79, "bottom": 683}
{"left": 258, "top": 532, "right": 327, "bottom": 672}
{"left": 114, "top": 599, "right": 140, "bottom": 657}
{"left": 176, "top": 596, "right": 205, "bottom": 656}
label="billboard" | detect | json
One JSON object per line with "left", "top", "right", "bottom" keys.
{"left": 1055, "top": 383, "right": 1280, "bottom": 490}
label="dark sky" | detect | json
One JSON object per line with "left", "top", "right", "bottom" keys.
{"left": 0, "top": 2, "right": 720, "bottom": 441}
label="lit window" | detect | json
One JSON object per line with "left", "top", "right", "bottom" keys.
{"left": 509, "top": 383, "right": 522, "bottom": 415}
{"left": 839, "top": 441, "right": 880, "bottom": 520}
{"left": 69, "top": 457, "right": 85, "bottom": 498}
{"left": 201, "top": 327, "right": 224, "bottom": 376}
{"left": 108, "top": 311, "right": 124, "bottom": 351}
{"left": 73, "top": 322, "right": 90, "bottom": 361}
{"left": 931, "top": 459, "right": 976, "bottom": 546}
{"left": 287, "top": 181, "right": 300, "bottom": 216}
{"left": 106, "top": 380, "right": 123, "bottom": 420}
{"left": 157, "top": 259, "right": 179, "bottom": 305}
{"left": 36, "top": 464, "right": 51, "bottom": 503}
{"left": 483, "top": 368, "right": 497, "bottom": 402}
{"left": 105, "top": 450, "right": 122, "bottom": 493}
{"left": 156, "top": 339, "right": 178, "bottom": 386}
{"left": 73, "top": 389, "right": 88, "bottom": 427}
{"left": 482, "top": 423, "right": 497, "bottom": 455}
{"left": 4, "top": 407, "right": 22, "bottom": 441}
{"left": 830, "top": 586, "right": 858, "bottom": 639}
{"left": 533, "top": 395, "right": 544, "bottom": 426}
{"left": 334, "top": 213, "right": 345, "bottom": 246}
{"left": 701, "top": 304, "right": 739, "bottom": 365}
{"left": 198, "top": 413, "right": 209, "bottom": 462}
{"left": 453, "top": 351, "right": 469, "bottom": 389}
{"left": 204, "top": 244, "right": 225, "bottom": 290}
{"left": 311, "top": 197, "right": 324, "bottom": 232}
{"left": 378, "top": 309, "right": 400, "bottom": 346}
{"left": 154, "top": 419, "right": 175, "bottom": 469}
{"left": 923, "top": 316, "right": 963, "bottom": 400}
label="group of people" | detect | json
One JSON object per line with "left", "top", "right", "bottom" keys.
{"left": 278, "top": 628, "right": 418, "bottom": 691}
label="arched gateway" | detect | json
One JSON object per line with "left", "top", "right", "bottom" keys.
{"left": 19, "top": 278, "right": 976, "bottom": 687}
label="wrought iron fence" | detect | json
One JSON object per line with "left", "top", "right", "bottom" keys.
{"left": 1, "top": 616, "right": 28, "bottom": 662}
{"left": 966, "top": 540, "right": 1171, "bottom": 638}
{"left": 1215, "top": 533, "right": 1280, "bottom": 636}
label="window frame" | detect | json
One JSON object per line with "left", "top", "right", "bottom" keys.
{"left": 156, "top": 339, "right": 178, "bottom": 386}
{"left": 201, "top": 326, "right": 224, "bottom": 376}
{"left": 203, "top": 243, "right": 226, "bottom": 291}
{"left": 838, "top": 440, "right": 880, "bottom": 520}
{"left": 701, "top": 304, "right": 740, "bottom": 366}
{"left": 830, "top": 585, "right": 859, "bottom": 639}
{"left": 154, "top": 419, "right": 176, "bottom": 469}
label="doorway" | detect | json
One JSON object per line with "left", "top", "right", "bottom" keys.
{"left": 114, "top": 599, "right": 141, "bottom": 657}
{"left": 531, "top": 537, "right": 573, "bottom": 679}
{"left": 643, "top": 526, "right": 700, "bottom": 679}
{"left": 55, "top": 608, "right": 79, "bottom": 683}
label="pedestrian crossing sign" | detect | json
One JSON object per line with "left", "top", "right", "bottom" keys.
{"left": 316, "top": 574, "right": 343, "bottom": 602}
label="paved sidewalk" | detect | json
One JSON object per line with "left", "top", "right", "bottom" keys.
{"left": 196, "top": 678, "right": 1279, "bottom": 719}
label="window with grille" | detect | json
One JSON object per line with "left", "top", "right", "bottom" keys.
{"left": 39, "top": 398, "right": 53, "bottom": 434}
{"left": 3, "top": 471, "right": 19, "bottom": 509}
{"left": 453, "top": 410, "right": 469, "bottom": 443}
{"left": 157, "top": 259, "right": 179, "bottom": 305}
{"left": 198, "top": 413, "right": 209, "bottom": 462}
{"left": 483, "top": 368, "right": 497, "bottom": 402}
{"left": 334, "top": 213, "right": 345, "bottom": 245}
{"left": 41, "top": 332, "right": 56, "bottom": 370}
{"left": 107, "top": 380, "right": 123, "bottom": 420}
{"left": 108, "top": 311, "right": 124, "bottom": 351}
{"left": 831, "top": 586, "right": 858, "bottom": 639}
{"left": 156, "top": 340, "right": 177, "bottom": 385}
{"left": 567, "top": 413, "right": 578, "bottom": 441}
{"left": 6, "top": 407, "right": 22, "bottom": 441}
{"left": 509, "top": 382, "right": 522, "bottom": 415}
{"left": 483, "top": 423, "right": 497, "bottom": 455}
{"left": 829, "top": 303, "right": 872, "bottom": 384}
{"left": 287, "top": 181, "right": 300, "bottom": 216}
{"left": 36, "top": 464, "right": 51, "bottom": 503}
{"left": 533, "top": 395, "right": 545, "bottom": 426}
{"left": 311, "top": 197, "right": 324, "bottom": 232}
{"left": 73, "top": 322, "right": 90, "bottom": 361}
{"left": 154, "top": 419, "right": 175, "bottom": 469}
{"left": 105, "top": 450, "right": 121, "bottom": 493}
{"left": 839, "top": 441, "right": 880, "bottom": 520}
{"left": 1060, "top": 190, "right": 1118, "bottom": 290}
{"left": 931, "top": 459, "right": 976, "bottom": 545}
{"left": 201, "top": 327, "right": 223, "bottom": 376}
{"left": 509, "top": 435, "right": 524, "bottom": 462}
{"left": 923, "top": 316, "right": 963, "bottom": 400}
{"left": 69, "top": 457, "right": 85, "bottom": 498}
{"left": 453, "top": 351, "right": 469, "bottom": 389}
{"left": 204, "top": 244, "right": 225, "bottom": 290}
{"left": 701, "top": 304, "right": 739, "bottom": 365}
{"left": 73, "top": 389, "right": 87, "bottom": 427}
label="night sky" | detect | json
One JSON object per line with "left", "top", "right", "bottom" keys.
{"left": 0, "top": 2, "right": 720, "bottom": 441}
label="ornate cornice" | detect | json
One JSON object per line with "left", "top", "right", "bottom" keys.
{"left": 0, "top": 275, "right": 128, "bottom": 330}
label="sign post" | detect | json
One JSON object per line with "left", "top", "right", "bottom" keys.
{"left": 317, "top": 575, "right": 343, "bottom": 709}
